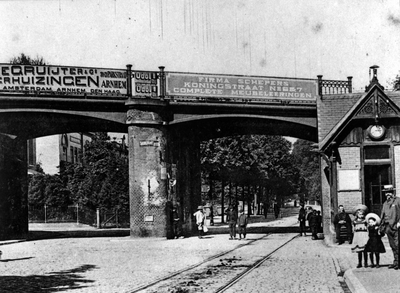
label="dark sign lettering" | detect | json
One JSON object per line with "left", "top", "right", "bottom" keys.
{"left": 133, "top": 71, "right": 158, "bottom": 98}
{"left": 0, "top": 64, "right": 128, "bottom": 96}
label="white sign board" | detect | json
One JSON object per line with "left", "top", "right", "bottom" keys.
{"left": 338, "top": 169, "right": 360, "bottom": 191}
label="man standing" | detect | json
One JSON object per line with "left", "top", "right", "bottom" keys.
{"left": 237, "top": 209, "right": 248, "bottom": 240}
{"left": 193, "top": 206, "right": 205, "bottom": 239}
{"left": 263, "top": 202, "right": 270, "bottom": 219}
{"left": 171, "top": 206, "right": 181, "bottom": 239}
{"left": 334, "top": 205, "right": 352, "bottom": 244}
{"left": 227, "top": 205, "right": 237, "bottom": 240}
{"left": 298, "top": 203, "right": 307, "bottom": 236}
{"left": 273, "top": 200, "right": 280, "bottom": 219}
{"left": 380, "top": 185, "right": 400, "bottom": 270}
{"left": 307, "top": 208, "right": 319, "bottom": 240}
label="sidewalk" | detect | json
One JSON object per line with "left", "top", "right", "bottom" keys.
{"left": 0, "top": 210, "right": 399, "bottom": 292}
{"left": 329, "top": 238, "right": 400, "bottom": 293}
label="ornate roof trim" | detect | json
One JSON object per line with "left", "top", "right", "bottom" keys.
{"left": 319, "top": 84, "right": 400, "bottom": 152}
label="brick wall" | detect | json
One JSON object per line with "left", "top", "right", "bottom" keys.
{"left": 0, "top": 135, "right": 28, "bottom": 240}
{"left": 338, "top": 191, "right": 362, "bottom": 213}
{"left": 129, "top": 125, "right": 168, "bottom": 237}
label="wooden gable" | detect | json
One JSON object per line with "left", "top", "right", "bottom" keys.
{"left": 355, "top": 86, "right": 400, "bottom": 120}
{"left": 319, "top": 84, "right": 400, "bottom": 152}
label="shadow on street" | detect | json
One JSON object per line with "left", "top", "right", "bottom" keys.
{"left": 0, "top": 264, "right": 97, "bottom": 292}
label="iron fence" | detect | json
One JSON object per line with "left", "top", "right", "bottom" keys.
{"left": 28, "top": 205, "right": 130, "bottom": 228}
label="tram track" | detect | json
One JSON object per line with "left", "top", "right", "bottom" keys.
{"left": 214, "top": 234, "right": 297, "bottom": 293}
{"left": 126, "top": 233, "right": 297, "bottom": 293}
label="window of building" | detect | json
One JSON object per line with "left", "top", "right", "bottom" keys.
{"left": 70, "top": 146, "right": 74, "bottom": 163}
{"left": 74, "top": 147, "right": 78, "bottom": 163}
{"left": 63, "top": 146, "right": 67, "bottom": 161}
{"left": 364, "top": 145, "right": 390, "bottom": 160}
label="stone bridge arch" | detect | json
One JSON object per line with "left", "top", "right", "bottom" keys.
{"left": 169, "top": 114, "right": 317, "bottom": 142}
{"left": 127, "top": 101, "right": 319, "bottom": 238}
{"left": 0, "top": 99, "right": 127, "bottom": 138}
{"left": 0, "top": 101, "right": 128, "bottom": 240}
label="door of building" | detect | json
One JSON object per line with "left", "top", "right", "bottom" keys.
{"left": 363, "top": 145, "right": 392, "bottom": 215}
{"left": 364, "top": 164, "right": 391, "bottom": 215}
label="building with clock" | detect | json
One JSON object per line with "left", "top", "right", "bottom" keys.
{"left": 317, "top": 67, "right": 400, "bottom": 243}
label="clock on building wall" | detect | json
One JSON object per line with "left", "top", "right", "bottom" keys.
{"left": 368, "top": 125, "right": 386, "bottom": 140}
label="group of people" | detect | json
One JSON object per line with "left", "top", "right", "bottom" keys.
{"left": 226, "top": 205, "right": 249, "bottom": 240}
{"left": 192, "top": 205, "right": 249, "bottom": 240}
{"left": 334, "top": 184, "right": 400, "bottom": 270}
{"left": 187, "top": 184, "right": 400, "bottom": 271}
{"left": 263, "top": 201, "right": 280, "bottom": 219}
{"left": 298, "top": 204, "right": 323, "bottom": 240}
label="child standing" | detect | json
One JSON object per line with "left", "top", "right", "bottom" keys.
{"left": 237, "top": 209, "right": 248, "bottom": 240}
{"left": 364, "top": 213, "right": 386, "bottom": 268}
{"left": 351, "top": 207, "right": 369, "bottom": 268}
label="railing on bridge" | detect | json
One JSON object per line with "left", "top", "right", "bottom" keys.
{"left": 317, "top": 75, "right": 353, "bottom": 96}
{"left": 0, "top": 63, "right": 353, "bottom": 103}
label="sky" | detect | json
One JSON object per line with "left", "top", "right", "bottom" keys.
{"left": 1, "top": 0, "right": 400, "bottom": 92}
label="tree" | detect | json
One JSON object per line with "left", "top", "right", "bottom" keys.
{"left": 201, "top": 135, "right": 299, "bottom": 208}
{"left": 291, "top": 139, "right": 321, "bottom": 203}
{"left": 28, "top": 173, "right": 71, "bottom": 208}
{"left": 28, "top": 132, "right": 129, "bottom": 216}
{"left": 10, "top": 53, "right": 46, "bottom": 65}
{"left": 62, "top": 132, "right": 129, "bottom": 212}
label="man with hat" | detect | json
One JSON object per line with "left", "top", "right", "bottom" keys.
{"left": 193, "top": 206, "right": 206, "bottom": 239}
{"left": 380, "top": 185, "right": 400, "bottom": 270}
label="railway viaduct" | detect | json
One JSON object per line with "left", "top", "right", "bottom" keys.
{"left": 0, "top": 63, "right": 351, "bottom": 239}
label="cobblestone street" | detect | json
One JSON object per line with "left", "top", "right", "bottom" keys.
{"left": 0, "top": 234, "right": 263, "bottom": 293}
{"left": 0, "top": 232, "right": 349, "bottom": 293}
{"left": 0, "top": 212, "right": 356, "bottom": 293}
{"left": 225, "top": 236, "right": 344, "bottom": 293}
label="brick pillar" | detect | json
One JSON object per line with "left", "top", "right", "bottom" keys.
{"left": 0, "top": 134, "right": 28, "bottom": 240}
{"left": 127, "top": 109, "right": 169, "bottom": 237}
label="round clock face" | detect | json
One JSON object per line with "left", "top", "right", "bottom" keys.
{"left": 369, "top": 125, "right": 385, "bottom": 139}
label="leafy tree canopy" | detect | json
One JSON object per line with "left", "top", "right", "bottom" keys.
{"left": 61, "top": 132, "right": 129, "bottom": 212}
{"left": 291, "top": 139, "right": 321, "bottom": 202}
{"left": 10, "top": 53, "right": 46, "bottom": 65}
{"left": 201, "top": 135, "right": 299, "bottom": 201}
{"left": 29, "top": 132, "right": 129, "bottom": 213}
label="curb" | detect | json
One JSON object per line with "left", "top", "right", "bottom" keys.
{"left": 344, "top": 269, "right": 368, "bottom": 293}
{"left": 0, "top": 239, "right": 27, "bottom": 246}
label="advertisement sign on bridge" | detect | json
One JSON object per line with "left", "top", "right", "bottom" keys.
{"left": 0, "top": 64, "right": 128, "bottom": 97}
{"left": 166, "top": 72, "right": 318, "bottom": 101}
